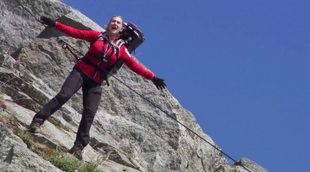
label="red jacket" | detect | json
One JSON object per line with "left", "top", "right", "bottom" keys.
{"left": 55, "top": 22, "right": 155, "bottom": 84}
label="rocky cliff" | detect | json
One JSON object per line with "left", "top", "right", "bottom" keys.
{"left": 0, "top": 0, "right": 267, "bottom": 172}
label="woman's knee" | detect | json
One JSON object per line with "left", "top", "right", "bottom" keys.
{"left": 82, "top": 107, "right": 97, "bottom": 117}
{"left": 55, "top": 92, "right": 71, "bottom": 105}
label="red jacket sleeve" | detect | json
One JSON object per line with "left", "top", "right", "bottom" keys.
{"left": 119, "top": 46, "right": 155, "bottom": 80}
{"left": 55, "top": 22, "right": 101, "bottom": 43}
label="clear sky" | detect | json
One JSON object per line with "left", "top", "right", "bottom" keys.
{"left": 61, "top": 0, "right": 310, "bottom": 171}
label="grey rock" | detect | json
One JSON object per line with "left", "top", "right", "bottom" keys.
{"left": 0, "top": 0, "right": 70, "bottom": 55}
{"left": 0, "top": 123, "right": 63, "bottom": 172}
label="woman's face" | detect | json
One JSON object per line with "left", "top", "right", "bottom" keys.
{"left": 107, "top": 16, "right": 123, "bottom": 36}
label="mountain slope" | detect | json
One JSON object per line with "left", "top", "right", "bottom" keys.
{"left": 0, "top": 0, "right": 267, "bottom": 172}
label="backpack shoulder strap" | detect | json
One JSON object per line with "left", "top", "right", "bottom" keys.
{"left": 116, "top": 39, "right": 124, "bottom": 48}
{"left": 97, "top": 32, "right": 106, "bottom": 41}
{"left": 114, "top": 39, "right": 124, "bottom": 54}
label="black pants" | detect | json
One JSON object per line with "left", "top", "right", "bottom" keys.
{"left": 31, "top": 69, "right": 102, "bottom": 147}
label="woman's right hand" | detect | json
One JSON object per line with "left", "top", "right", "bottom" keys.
{"left": 40, "top": 16, "right": 55, "bottom": 27}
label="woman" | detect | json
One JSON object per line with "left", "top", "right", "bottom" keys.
{"left": 29, "top": 16, "right": 166, "bottom": 159}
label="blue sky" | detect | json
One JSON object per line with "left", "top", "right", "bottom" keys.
{"left": 62, "top": 0, "right": 310, "bottom": 171}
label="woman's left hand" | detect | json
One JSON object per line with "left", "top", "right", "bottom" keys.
{"left": 152, "top": 77, "right": 166, "bottom": 90}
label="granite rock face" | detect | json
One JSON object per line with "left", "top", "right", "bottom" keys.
{"left": 0, "top": 0, "right": 267, "bottom": 172}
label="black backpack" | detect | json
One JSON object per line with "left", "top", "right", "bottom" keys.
{"left": 120, "top": 22, "right": 145, "bottom": 53}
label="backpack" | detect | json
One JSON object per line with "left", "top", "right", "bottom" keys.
{"left": 119, "top": 22, "right": 145, "bottom": 53}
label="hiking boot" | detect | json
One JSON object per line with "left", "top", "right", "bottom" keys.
{"left": 68, "top": 144, "right": 83, "bottom": 160}
{"left": 29, "top": 122, "right": 41, "bottom": 134}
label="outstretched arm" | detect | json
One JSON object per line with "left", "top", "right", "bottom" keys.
{"left": 120, "top": 46, "right": 166, "bottom": 90}
{"left": 41, "top": 16, "right": 100, "bottom": 42}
